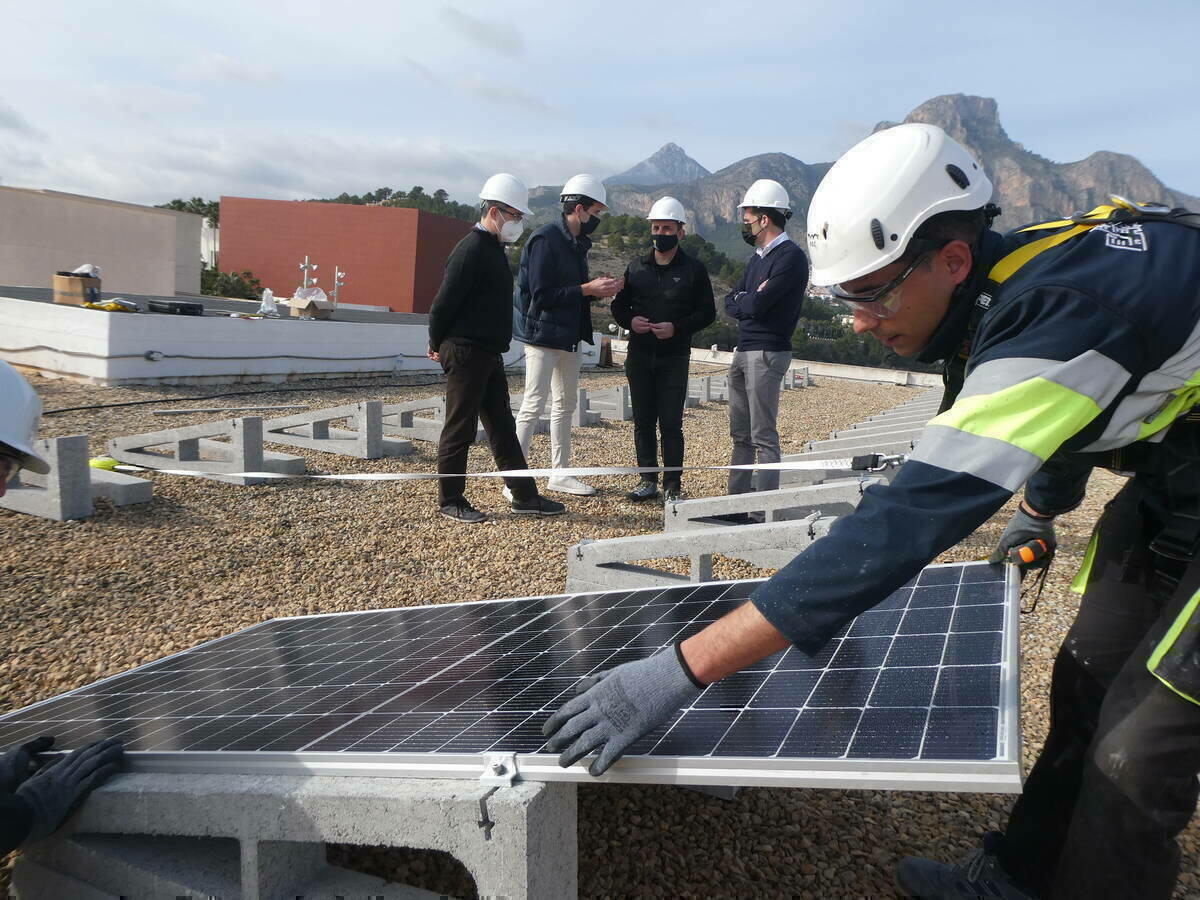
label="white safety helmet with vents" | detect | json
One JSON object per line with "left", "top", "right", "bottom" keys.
{"left": 806, "top": 123, "right": 994, "bottom": 287}
{"left": 478, "top": 173, "right": 532, "bottom": 216}
{"left": 560, "top": 174, "right": 607, "bottom": 209}
{"left": 646, "top": 196, "right": 687, "bottom": 223}
{"left": 0, "top": 361, "right": 49, "bottom": 475}
{"left": 737, "top": 179, "right": 792, "bottom": 213}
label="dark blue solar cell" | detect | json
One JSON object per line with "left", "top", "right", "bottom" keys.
{"left": 808, "top": 669, "right": 878, "bottom": 708}
{"left": 695, "top": 672, "right": 768, "bottom": 708}
{"left": 900, "top": 606, "right": 954, "bottom": 635}
{"left": 870, "top": 667, "right": 937, "bottom": 707}
{"left": 957, "top": 581, "right": 1006, "bottom": 605}
{"left": 779, "top": 708, "right": 861, "bottom": 757}
{"left": 649, "top": 709, "right": 739, "bottom": 756}
{"left": 749, "top": 671, "right": 821, "bottom": 708}
{"left": 775, "top": 642, "right": 839, "bottom": 670}
{"left": 922, "top": 707, "right": 997, "bottom": 760}
{"left": 875, "top": 588, "right": 913, "bottom": 611}
{"left": 917, "top": 566, "right": 962, "bottom": 586}
{"left": 943, "top": 632, "right": 1002, "bottom": 666}
{"left": 849, "top": 707, "right": 927, "bottom": 758}
{"left": 714, "top": 709, "right": 799, "bottom": 757}
{"left": 960, "top": 563, "right": 1006, "bottom": 584}
{"left": 952, "top": 604, "right": 1004, "bottom": 633}
{"left": 830, "top": 638, "right": 892, "bottom": 669}
{"left": 848, "top": 610, "right": 904, "bottom": 637}
{"left": 885, "top": 634, "right": 946, "bottom": 668}
{"left": 907, "top": 584, "right": 960, "bottom": 608}
{"left": 935, "top": 666, "right": 1001, "bottom": 707}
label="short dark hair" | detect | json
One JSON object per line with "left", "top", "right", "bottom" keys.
{"left": 479, "top": 199, "right": 501, "bottom": 217}
{"left": 913, "top": 208, "right": 990, "bottom": 247}
{"left": 562, "top": 195, "right": 598, "bottom": 215}
{"left": 748, "top": 206, "right": 788, "bottom": 230}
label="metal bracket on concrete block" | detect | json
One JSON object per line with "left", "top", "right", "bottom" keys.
{"left": 480, "top": 753, "right": 518, "bottom": 787}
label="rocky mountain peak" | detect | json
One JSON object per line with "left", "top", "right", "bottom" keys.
{"left": 604, "top": 144, "right": 711, "bottom": 188}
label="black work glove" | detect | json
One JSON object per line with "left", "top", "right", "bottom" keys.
{"left": 15, "top": 737, "right": 124, "bottom": 842}
{"left": 988, "top": 507, "right": 1057, "bottom": 573}
{"left": 0, "top": 735, "right": 54, "bottom": 793}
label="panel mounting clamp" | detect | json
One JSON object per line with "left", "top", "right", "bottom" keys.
{"left": 480, "top": 752, "right": 518, "bottom": 786}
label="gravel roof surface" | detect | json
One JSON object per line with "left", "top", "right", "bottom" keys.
{"left": 2, "top": 368, "right": 1196, "bottom": 898}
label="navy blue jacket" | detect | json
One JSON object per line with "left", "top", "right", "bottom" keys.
{"left": 751, "top": 217, "right": 1200, "bottom": 654}
{"left": 514, "top": 218, "right": 595, "bottom": 350}
{"left": 611, "top": 248, "right": 716, "bottom": 357}
{"left": 724, "top": 238, "right": 808, "bottom": 351}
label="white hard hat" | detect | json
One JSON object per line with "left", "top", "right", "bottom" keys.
{"left": 647, "top": 196, "right": 687, "bottom": 223}
{"left": 560, "top": 174, "right": 607, "bottom": 209}
{"left": 806, "top": 123, "right": 993, "bottom": 286}
{"left": 478, "top": 173, "right": 532, "bottom": 216}
{"left": 738, "top": 179, "right": 791, "bottom": 212}
{"left": 0, "top": 361, "right": 49, "bottom": 474}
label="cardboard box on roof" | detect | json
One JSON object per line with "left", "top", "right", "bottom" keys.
{"left": 52, "top": 273, "right": 102, "bottom": 306}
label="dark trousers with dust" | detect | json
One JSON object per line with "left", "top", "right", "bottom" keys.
{"left": 626, "top": 348, "right": 690, "bottom": 491}
{"left": 727, "top": 349, "right": 791, "bottom": 494}
{"left": 999, "top": 479, "right": 1200, "bottom": 899}
{"left": 436, "top": 339, "right": 536, "bottom": 506}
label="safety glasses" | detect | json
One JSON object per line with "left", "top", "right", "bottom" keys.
{"left": 830, "top": 240, "right": 948, "bottom": 319}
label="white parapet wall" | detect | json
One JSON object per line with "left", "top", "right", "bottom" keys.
{"left": 612, "top": 341, "right": 941, "bottom": 387}
{"left": 0, "top": 296, "right": 602, "bottom": 385}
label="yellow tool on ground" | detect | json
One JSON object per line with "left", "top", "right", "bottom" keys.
{"left": 88, "top": 456, "right": 120, "bottom": 470}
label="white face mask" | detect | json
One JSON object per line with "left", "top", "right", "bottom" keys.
{"left": 499, "top": 218, "right": 525, "bottom": 243}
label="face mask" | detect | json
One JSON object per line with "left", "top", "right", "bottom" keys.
{"left": 499, "top": 217, "right": 525, "bottom": 243}
{"left": 651, "top": 233, "right": 678, "bottom": 253}
{"left": 578, "top": 211, "right": 601, "bottom": 236}
{"left": 741, "top": 219, "right": 761, "bottom": 247}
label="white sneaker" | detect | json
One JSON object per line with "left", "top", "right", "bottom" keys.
{"left": 547, "top": 475, "right": 596, "bottom": 496}
{"left": 502, "top": 486, "right": 513, "bottom": 501}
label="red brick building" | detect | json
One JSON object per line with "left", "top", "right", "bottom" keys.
{"left": 219, "top": 197, "right": 474, "bottom": 313}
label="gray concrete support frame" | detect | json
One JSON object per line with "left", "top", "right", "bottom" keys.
{"left": 0, "top": 436, "right": 153, "bottom": 521}
{"left": 566, "top": 515, "right": 836, "bottom": 592}
{"left": 13, "top": 774, "right": 578, "bottom": 900}
{"left": 263, "top": 400, "right": 414, "bottom": 458}
{"left": 108, "top": 417, "right": 306, "bottom": 485}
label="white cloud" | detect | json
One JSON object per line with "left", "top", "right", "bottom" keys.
{"left": 0, "top": 99, "right": 41, "bottom": 138}
{"left": 175, "top": 52, "right": 281, "bottom": 86}
{"left": 439, "top": 6, "right": 525, "bottom": 55}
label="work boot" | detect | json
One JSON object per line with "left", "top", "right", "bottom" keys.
{"left": 548, "top": 475, "right": 596, "bottom": 496}
{"left": 895, "top": 832, "right": 1038, "bottom": 899}
{"left": 627, "top": 480, "right": 660, "bottom": 502}
{"left": 440, "top": 500, "right": 487, "bottom": 524}
{"left": 511, "top": 494, "right": 567, "bottom": 516}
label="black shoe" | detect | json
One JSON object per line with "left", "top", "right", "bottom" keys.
{"left": 895, "top": 832, "right": 1037, "bottom": 899}
{"left": 627, "top": 481, "right": 660, "bottom": 502}
{"left": 710, "top": 512, "right": 753, "bottom": 525}
{"left": 511, "top": 494, "right": 567, "bottom": 516}
{"left": 440, "top": 500, "right": 486, "bottom": 523}
{"left": 663, "top": 488, "right": 682, "bottom": 503}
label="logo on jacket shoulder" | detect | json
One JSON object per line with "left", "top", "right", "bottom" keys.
{"left": 1097, "top": 221, "right": 1148, "bottom": 253}
{"left": 975, "top": 292, "right": 993, "bottom": 310}
{"left": 673, "top": 276, "right": 682, "bottom": 283}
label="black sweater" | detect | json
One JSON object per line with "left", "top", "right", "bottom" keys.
{"left": 611, "top": 248, "right": 716, "bottom": 356}
{"left": 723, "top": 238, "right": 808, "bottom": 351}
{"left": 428, "top": 227, "right": 514, "bottom": 354}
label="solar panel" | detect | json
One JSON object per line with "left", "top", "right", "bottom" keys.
{"left": 0, "top": 562, "right": 1021, "bottom": 792}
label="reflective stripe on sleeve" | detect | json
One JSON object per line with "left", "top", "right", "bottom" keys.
{"left": 1147, "top": 587, "right": 1200, "bottom": 707}
{"left": 910, "top": 425, "right": 1044, "bottom": 492}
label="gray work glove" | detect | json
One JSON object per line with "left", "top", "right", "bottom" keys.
{"left": 15, "top": 737, "right": 124, "bottom": 842}
{"left": 0, "top": 735, "right": 54, "bottom": 793}
{"left": 542, "top": 646, "right": 703, "bottom": 776}
{"left": 988, "top": 507, "right": 1057, "bottom": 573}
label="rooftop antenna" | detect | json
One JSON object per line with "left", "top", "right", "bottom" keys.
{"left": 332, "top": 266, "right": 347, "bottom": 310}
{"left": 299, "top": 256, "right": 319, "bottom": 289}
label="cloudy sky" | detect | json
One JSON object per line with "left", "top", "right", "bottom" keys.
{"left": 3, "top": 1, "right": 1196, "bottom": 206}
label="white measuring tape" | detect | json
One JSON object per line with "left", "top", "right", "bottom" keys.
{"left": 111, "top": 455, "right": 906, "bottom": 482}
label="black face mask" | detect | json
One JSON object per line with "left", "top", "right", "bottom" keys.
{"left": 651, "top": 233, "right": 678, "bottom": 253}
{"left": 740, "top": 220, "right": 760, "bottom": 246}
{"left": 579, "top": 212, "right": 601, "bottom": 236}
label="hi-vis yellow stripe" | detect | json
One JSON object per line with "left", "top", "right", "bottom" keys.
{"left": 988, "top": 203, "right": 1124, "bottom": 284}
{"left": 931, "top": 377, "right": 1102, "bottom": 461}
{"left": 1138, "top": 370, "right": 1200, "bottom": 441}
